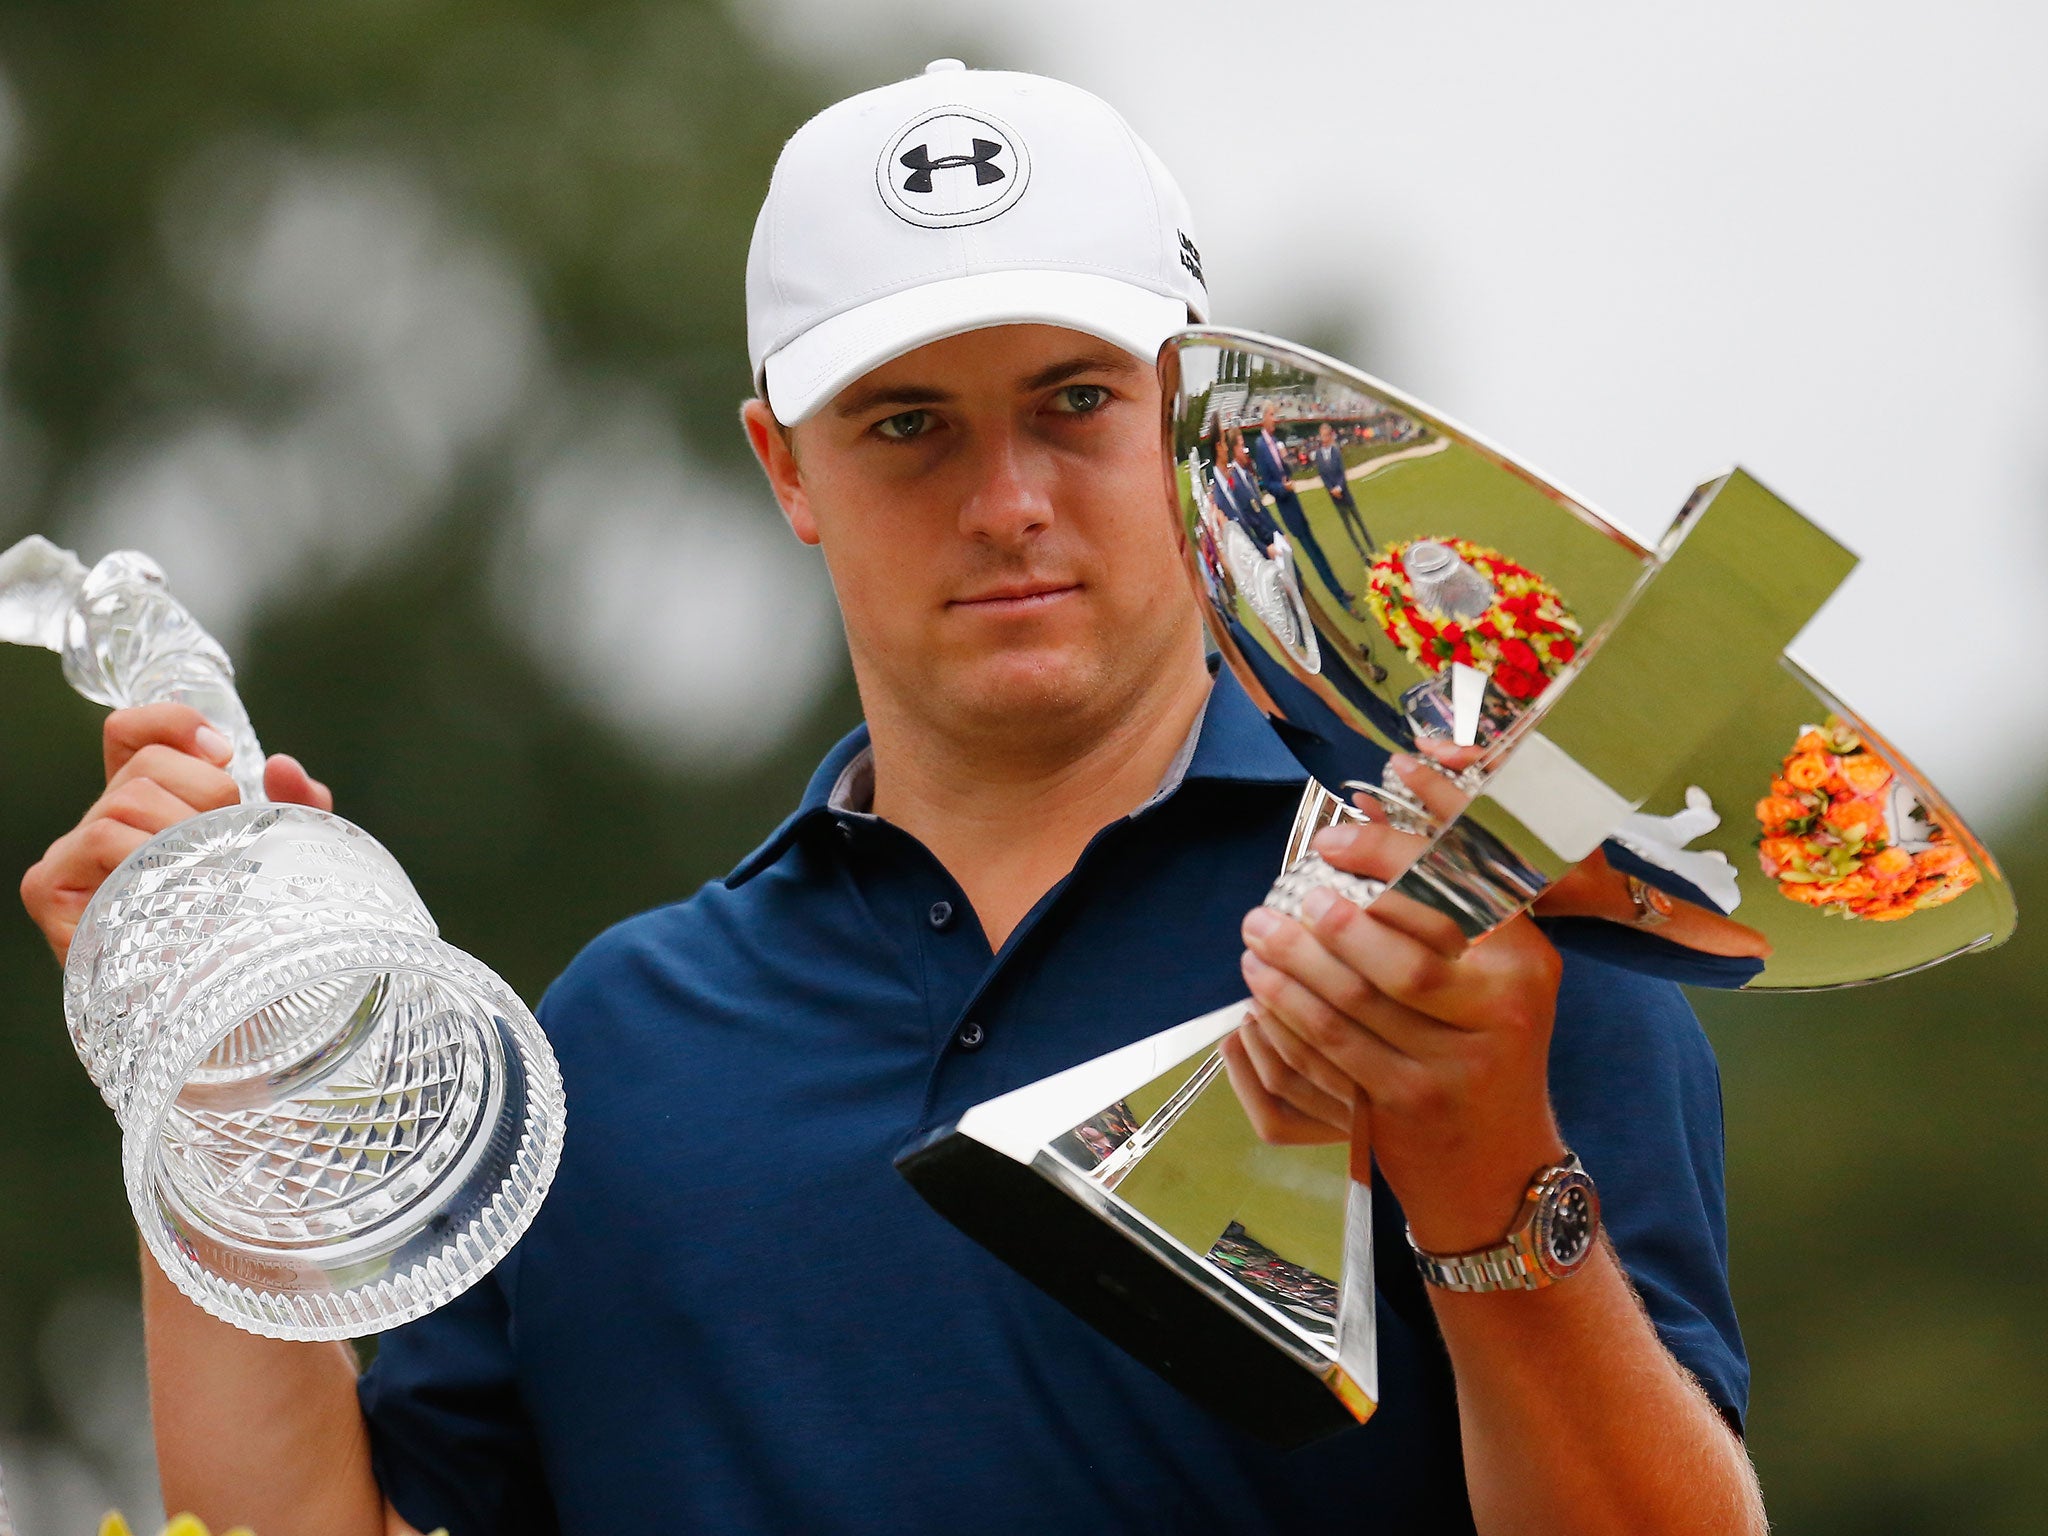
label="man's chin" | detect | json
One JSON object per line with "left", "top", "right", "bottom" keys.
{"left": 941, "top": 649, "right": 1105, "bottom": 726}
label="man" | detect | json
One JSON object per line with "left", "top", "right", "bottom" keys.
{"left": 1222, "top": 425, "right": 1274, "bottom": 541}
{"left": 1313, "top": 419, "right": 1378, "bottom": 557}
{"left": 20, "top": 62, "right": 1763, "bottom": 1535}
{"left": 1250, "top": 402, "right": 1364, "bottom": 618}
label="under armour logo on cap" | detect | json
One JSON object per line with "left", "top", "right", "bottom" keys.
{"left": 748, "top": 63, "right": 1208, "bottom": 423}
{"left": 898, "top": 138, "right": 1006, "bottom": 193}
{"left": 876, "top": 107, "right": 1030, "bottom": 228}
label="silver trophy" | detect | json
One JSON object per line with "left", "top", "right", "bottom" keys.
{"left": 0, "top": 537, "right": 565, "bottom": 1339}
{"left": 900, "top": 329, "right": 2016, "bottom": 1444}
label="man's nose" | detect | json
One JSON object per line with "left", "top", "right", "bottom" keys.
{"left": 956, "top": 427, "right": 1055, "bottom": 545}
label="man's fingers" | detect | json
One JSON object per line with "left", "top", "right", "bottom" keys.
{"left": 1308, "top": 820, "right": 1473, "bottom": 953}
{"left": 22, "top": 816, "right": 153, "bottom": 966}
{"left": 1220, "top": 1029, "right": 1348, "bottom": 1146}
{"left": 1391, "top": 750, "right": 1477, "bottom": 820}
{"left": 1240, "top": 939, "right": 1427, "bottom": 1092}
{"left": 103, "top": 704, "right": 232, "bottom": 782}
{"left": 34, "top": 817, "right": 153, "bottom": 899}
{"left": 1295, "top": 825, "right": 1469, "bottom": 960}
{"left": 1289, "top": 889, "right": 1480, "bottom": 1028}
{"left": 93, "top": 775, "right": 203, "bottom": 838}
{"left": 1245, "top": 906, "right": 1428, "bottom": 1057}
{"left": 264, "top": 753, "right": 334, "bottom": 812}
{"left": 102, "top": 743, "right": 239, "bottom": 816}
{"left": 1235, "top": 984, "right": 1361, "bottom": 1115}
{"left": 1310, "top": 818, "right": 1425, "bottom": 882}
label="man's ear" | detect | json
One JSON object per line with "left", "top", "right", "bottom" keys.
{"left": 740, "top": 398, "right": 820, "bottom": 546}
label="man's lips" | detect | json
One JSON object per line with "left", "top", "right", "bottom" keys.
{"left": 947, "top": 581, "right": 1082, "bottom": 614}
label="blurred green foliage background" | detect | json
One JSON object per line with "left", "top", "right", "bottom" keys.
{"left": 0, "top": 4, "right": 2039, "bottom": 1532}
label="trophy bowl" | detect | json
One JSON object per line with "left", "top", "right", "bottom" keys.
{"left": 2, "top": 537, "right": 564, "bottom": 1340}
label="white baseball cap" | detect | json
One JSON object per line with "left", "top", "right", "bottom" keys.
{"left": 746, "top": 59, "right": 1210, "bottom": 424}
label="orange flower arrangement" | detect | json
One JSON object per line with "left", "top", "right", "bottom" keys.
{"left": 1755, "top": 719, "right": 1979, "bottom": 920}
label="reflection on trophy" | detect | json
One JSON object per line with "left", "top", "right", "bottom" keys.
{"left": 0, "top": 537, "right": 565, "bottom": 1340}
{"left": 899, "top": 329, "right": 2016, "bottom": 1444}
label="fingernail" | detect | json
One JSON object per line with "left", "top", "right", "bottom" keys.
{"left": 1302, "top": 887, "right": 1337, "bottom": 922}
{"left": 1390, "top": 752, "right": 1419, "bottom": 777}
{"left": 1244, "top": 906, "right": 1280, "bottom": 940}
{"left": 195, "top": 726, "right": 232, "bottom": 764}
{"left": 1311, "top": 824, "right": 1361, "bottom": 856}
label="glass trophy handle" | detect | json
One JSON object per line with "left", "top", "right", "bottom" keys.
{"left": 59, "top": 549, "right": 269, "bottom": 805}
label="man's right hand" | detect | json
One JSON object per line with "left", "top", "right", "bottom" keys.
{"left": 20, "top": 706, "right": 404, "bottom": 1534}
{"left": 20, "top": 702, "right": 333, "bottom": 967}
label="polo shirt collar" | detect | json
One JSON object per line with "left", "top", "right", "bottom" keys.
{"left": 723, "top": 662, "right": 1303, "bottom": 888}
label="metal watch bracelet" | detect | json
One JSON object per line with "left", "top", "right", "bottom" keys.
{"left": 1407, "top": 1154, "right": 1600, "bottom": 1294}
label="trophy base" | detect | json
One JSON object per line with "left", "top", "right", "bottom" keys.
{"left": 898, "top": 1125, "right": 1373, "bottom": 1447}
{"left": 897, "top": 999, "right": 1378, "bottom": 1448}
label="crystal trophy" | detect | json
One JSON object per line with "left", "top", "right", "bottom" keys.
{"left": 898, "top": 329, "right": 2015, "bottom": 1445}
{"left": 0, "top": 537, "right": 565, "bottom": 1340}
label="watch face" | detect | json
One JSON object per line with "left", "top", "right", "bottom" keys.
{"left": 1539, "top": 1175, "right": 1598, "bottom": 1274}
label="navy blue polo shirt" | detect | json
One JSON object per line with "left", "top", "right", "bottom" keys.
{"left": 359, "top": 668, "right": 1746, "bottom": 1535}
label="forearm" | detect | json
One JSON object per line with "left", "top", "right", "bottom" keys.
{"left": 142, "top": 1246, "right": 409, "bottom": 1536}
{"left": 1433, "top": 1245, "right": 1763, "bottom": 1536}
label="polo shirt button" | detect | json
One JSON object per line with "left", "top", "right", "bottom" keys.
{"left": 928, "top": 899, "right": 955, "bottom": 931}
{"left": 835, "top": 820, "right": 855, "bottom": 842}
{"left": 955, "top": 1020, "right": 987, "bottom": 1052}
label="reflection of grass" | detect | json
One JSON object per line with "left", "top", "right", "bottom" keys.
{"left": 1116, "top": 1047, "right": 1353, "bottom": 1305}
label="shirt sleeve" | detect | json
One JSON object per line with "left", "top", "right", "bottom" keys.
{"left": 1547, "top": 953, "right": 1751, "bottom": 1427}
{"left": 356, "top": 1258, "right": 559, "bottom": 1536}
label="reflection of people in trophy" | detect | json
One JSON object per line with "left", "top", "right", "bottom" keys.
{"left": 1222, "top": 428, "right": 1275, "bottom": 543}
{"left": 1312, "top": 421, "right": 1375, "bottom": 556}
{"left": 1193, "top": 446, "right": 1234, "bottom": 605}
{"left": 1251, "top": 402, "right": 1365, "bottom": 619}
{"left": 15, "top": 60, "right": 1766, "bottom": 1536}
{"left": 1209, "top": 432, "right": 1271, "bottom": 542}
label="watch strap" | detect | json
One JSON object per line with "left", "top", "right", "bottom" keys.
{"left": 1407, "top": 1154, "right": 1596, "bottom": 1294}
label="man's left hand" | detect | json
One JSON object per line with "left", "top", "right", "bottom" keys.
{"left": 1221, "top": 784, "right": 1569, "bottom": 1255}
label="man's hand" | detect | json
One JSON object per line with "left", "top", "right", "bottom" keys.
{"left": 20, "top": 703, "right": 332, "bottom": 967}
{"left": 1221, "top": 761, "right": 1566, "bottom": 1253}
{"left": 1225, "top": 759, "right": 1769, "bottom": 1533}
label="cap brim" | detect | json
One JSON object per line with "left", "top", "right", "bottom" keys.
{"left": 762, "top": 270, "right": 1188, "bottom": 424}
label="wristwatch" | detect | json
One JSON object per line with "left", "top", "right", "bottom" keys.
{"left": 1408, "top": 1155, "right": 1601, "bottom": 1292}
{"left": 1624, "top": 872, "right": 1674, "bottom": 928}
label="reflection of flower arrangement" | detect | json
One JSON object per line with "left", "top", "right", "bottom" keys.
{"left": 1363, "top": 537, "right": 1581, "bottom": 701}
{"left": 1755, "top": 719, "right": 1979, "bottom": 921}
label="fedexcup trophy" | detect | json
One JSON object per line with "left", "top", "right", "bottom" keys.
{"left": 0, "top": 538, "right": 565, "bottom": 1339}
{"left": 899, "top": 329, "right": 2016, "bottom": 1445}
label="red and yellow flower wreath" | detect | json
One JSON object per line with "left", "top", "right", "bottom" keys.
{"left": 1361, "top": 537, "right": 1581, "bottom": 701}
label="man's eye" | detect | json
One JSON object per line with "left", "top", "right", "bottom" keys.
{"left": 1051, "top": 384, "right": 1110, "bottom": 415}
{"left": 875, "top": 409, "right": 933, "bottom": 441}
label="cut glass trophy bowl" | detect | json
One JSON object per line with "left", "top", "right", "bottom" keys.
{"left": 0, "top": 538, "right": 565, "bottom": 1340}
{"left": 901, "top": 328, "right": 2016, "bottom": 1446}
